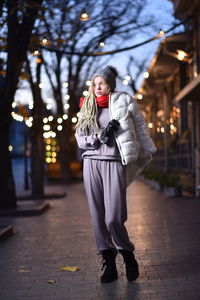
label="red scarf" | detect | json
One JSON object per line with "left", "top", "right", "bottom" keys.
{"left": 79, "top": 95, "right": 109, "bottom": 108}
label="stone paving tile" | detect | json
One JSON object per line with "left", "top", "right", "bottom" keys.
{"left": 0, "top": 180, "right": 200, "bottom": 300}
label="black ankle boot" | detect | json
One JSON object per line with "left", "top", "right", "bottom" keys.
{"left": 100, "top": 249, "right": 118, "bottom": 283}
{"left": 119, "top": 250, "right": 139, "bottom": 282}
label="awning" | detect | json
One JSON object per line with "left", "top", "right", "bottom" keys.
{"left": 174, "top": 75, "right": 200, "bottom": 102}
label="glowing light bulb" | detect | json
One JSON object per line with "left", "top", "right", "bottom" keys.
{"left": 43, "top": 117, "right": 48, "bottom": 123}
{"left": 39, "top": 83, "right": 44, "bottom": 88}
{"left": 72, "top": 117, "right": 77, "bottom": 123}
{"left": 144, "top": 72, "right": 149, "bottom": 78}
{"left": 12, "top": 102, "right": 17, "bottom": 108}
{"left": 64, "top": 103, "right": 70, "bottom": 109}
{"left": 83, "top": 91, "right": 88, "bottom": 96}
{"left": 33, "top": 50, "right": 40, "bottom": 55}
{"left": 80, "top": 12, "right": 90, "bottom": 21}
{"left": 125, "top": 75, "right": 131, "bottom": 81}
{"left": 99, "top": 42, "right": 105, "bottom": 47}
{"left": 42, "top": 38, "right": 48, "bottom": 44}
{"left": 177, "top": 49, "right": 188, "bottom": 61}
{"left": 57, "top": 125, "right": 63, "bottom": 131}
{"left": 86, "top": 80, "right": 91, "bottom": 86}
{"left": 48, "top": 116, "right": 53, "bottom": 121}
{"left": 57, "top": 118, "right": 63, "bottom": 124}
{"left": 43, "top": 124, "right": 50, "bottom": 131}
{"left": 63, "top": 114, "right": 68, "bottom": 120}
{"left": 137, "top": 94, "right": 143, "bottom": 100}
{"left": 64, "top": 95, "right": 70, "bottom": 100}
{"left": 63, "top": 82, "right": 68, "bottom": 88}
{"left": 123, "top": 80, "right": 129, "bottom": 85}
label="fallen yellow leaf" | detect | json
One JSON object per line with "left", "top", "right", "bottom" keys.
{"left": 48, "top": 280, "right": 56, "bottom": 283}
{"left": 60, "top": 266, "right": 79, "bottom": 272}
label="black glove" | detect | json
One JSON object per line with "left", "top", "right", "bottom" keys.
{"left": 99, "top": 119, "right": 120, "bottom": 144}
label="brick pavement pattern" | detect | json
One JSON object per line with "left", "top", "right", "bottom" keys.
{"left": 0, "top": 180, "right": 200, "bottom": 300}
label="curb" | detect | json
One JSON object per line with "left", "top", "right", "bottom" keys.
{"left": 0, "top": 201, "right": 50, "bottom": 217}
{"left": 0, "top": 225, "right": 14, "bottom": 241}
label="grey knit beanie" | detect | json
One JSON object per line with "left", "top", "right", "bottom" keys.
{"left": 92, "top": 66, "right": 118, "bottom": 91}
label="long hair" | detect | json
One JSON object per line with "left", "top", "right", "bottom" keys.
{"left": 76, "top": 78, "right": 99, "bottom": 134}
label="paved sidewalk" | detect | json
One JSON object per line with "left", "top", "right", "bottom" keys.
{"left": 0, "top": 180, "right": 200, "bottom": 300}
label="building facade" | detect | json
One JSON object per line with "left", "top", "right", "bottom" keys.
{"left": 137, "top": 0, "right": 200, "bottom": 196}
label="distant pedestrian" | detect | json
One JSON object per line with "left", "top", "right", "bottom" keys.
{"left": 75, "top": 66, "right": 157, "bottom": 283}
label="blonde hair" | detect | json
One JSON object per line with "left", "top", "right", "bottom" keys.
{"left": 76, "top": 79, "right": 99, "bottom": 134}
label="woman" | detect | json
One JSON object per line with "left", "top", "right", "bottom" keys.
{"left": 75, "top": 66, "right": 157, "bottom": 283}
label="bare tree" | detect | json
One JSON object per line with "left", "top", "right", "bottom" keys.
{"left": 0, "top": 0, "right": 43, "bottom": 208}
{"left": 28, "top": 0, "right": 156, "bottom": 181}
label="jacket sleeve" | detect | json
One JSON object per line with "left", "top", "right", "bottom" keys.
{"left": 130, "top": 99, "right": 157, "bottom": 155}
{"left": 75, "top": 128, "right": 100, "bottom": 150}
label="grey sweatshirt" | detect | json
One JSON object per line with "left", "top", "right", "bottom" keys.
{"left": 75, "top": 108, "right": 121, "bottom": 161}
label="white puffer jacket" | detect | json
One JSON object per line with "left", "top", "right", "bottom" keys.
{"left": 109, "top": 92, "right": 157, "bottom": 185}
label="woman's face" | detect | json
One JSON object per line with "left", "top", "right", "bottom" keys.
{"left": 93, "top": 76, "right": 110, "bottom": 97}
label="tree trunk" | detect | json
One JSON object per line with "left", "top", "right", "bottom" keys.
{"left": 31, "top": 123, "right": 45, "bottom": 197}
{"left": 57, "top": 129, "right": 72, "bottom": 183}
{"left": 0, "top": 0, "right": 43, "bottom": 208}
{"left": 0, "top": 122, "right": 17, "bottom": 208}
{"left": 26, "top": 58, "right": 46, "bottom": 198}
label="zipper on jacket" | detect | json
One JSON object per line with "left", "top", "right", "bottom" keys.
{"left": 109, "top": 93, "right": 126, "bottom": 165}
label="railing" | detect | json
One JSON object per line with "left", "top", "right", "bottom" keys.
{"left": 152, "top": 141, "right": 192, "bottom": 173}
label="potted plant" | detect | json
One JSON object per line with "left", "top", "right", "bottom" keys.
{"left": 161, "top": 173, "right": 181, "bottom": 197}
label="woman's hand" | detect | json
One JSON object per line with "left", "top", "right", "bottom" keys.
{"left": 99, "top": 119, "right": 120, "bottom": 144}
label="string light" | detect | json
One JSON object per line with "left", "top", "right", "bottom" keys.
{"left": 46, "top": 104, "right": 52, "bottom": 110}
{"left": 46, "top": 145, "right": 51, "bottom": 151}
{"left": 39, "top": 20, "right": 186, "bottom": 57}
{"left": 43, "top": 124, "right": 50, "bottom": 131}
{"left": 157, "top": 30, "right": 165, "bottom": 38}
{"left": 176, "top": 49, "right": 188, "bottom": 61}
{"left": 36, "top": 58, "right": 42, "bottom": 64}
{"left": 137, "top": 94, "right": 143, "bottom": 100}
{"left": 33, "top": 50, "right": 40, "bottom": 56}
{"left": 64, "top": 95, "right": 70, "bottom": 100}
{"left": 12, "top": 102, "right": 17, "bottom": 108}
{"left": 25, "top": 119, "right": 32, "bottom": 127}
{"left": 39, "top": 83, "right": 44, "bottom": 88}
{"left": 63, "top": 82, "right": 68, "bottom": 88}
{"left": 64, "top": 103, "right": 70, "bottom": 109}
{"left": 46, "top": 157, "right": 51, "bottom": 163}
{"left": 8, "top": 145, "right": 13, "bottom": 152}
{"left": 123, "top": 80, "right": 129, "bottom": 85}
{"left": 72, "top": 117, "right": 77, "bottom": 123}
{"left": 52, "top": 152, "right": 57, "bottom": 158}
{"left": 42, "top": 38, "right": 48, "bottom": 44}
{"left": 57, "top": 125, "right": 63, "bottom": 131}
{"left": 48, "top": 116, "right": 54, "bottom": 121}
{"left": 144, "top": 72, "right": 149, "bottom": 78}
{"left": 29, "top": 101, "right": 34, "bottom": 109}
{"left": 83, "top": 91, "right": 88, "bottom": 96}
{"left": 43, "top": 117, "right": 48, "bottom": 123}
{"left": 80, "top": 12, "right": 90, "bottom": 21}
{"left": 63, "top": 114, "right": 68, "bottom": 120}
{"left": 99, "top": 42, "right": 105, "bottom": 47}
{"left": 125, "top": 75, "right": 131, "bottom": 81}
{"left": 86, "top": 80, "right": 91, "bottom": 86}
{"left": 57, "top": 118, "right": 63, "bottom": 124}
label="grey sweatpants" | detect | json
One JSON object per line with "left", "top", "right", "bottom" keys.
{"left": 83, "top": 158, "right": 134, "bottom": 252}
